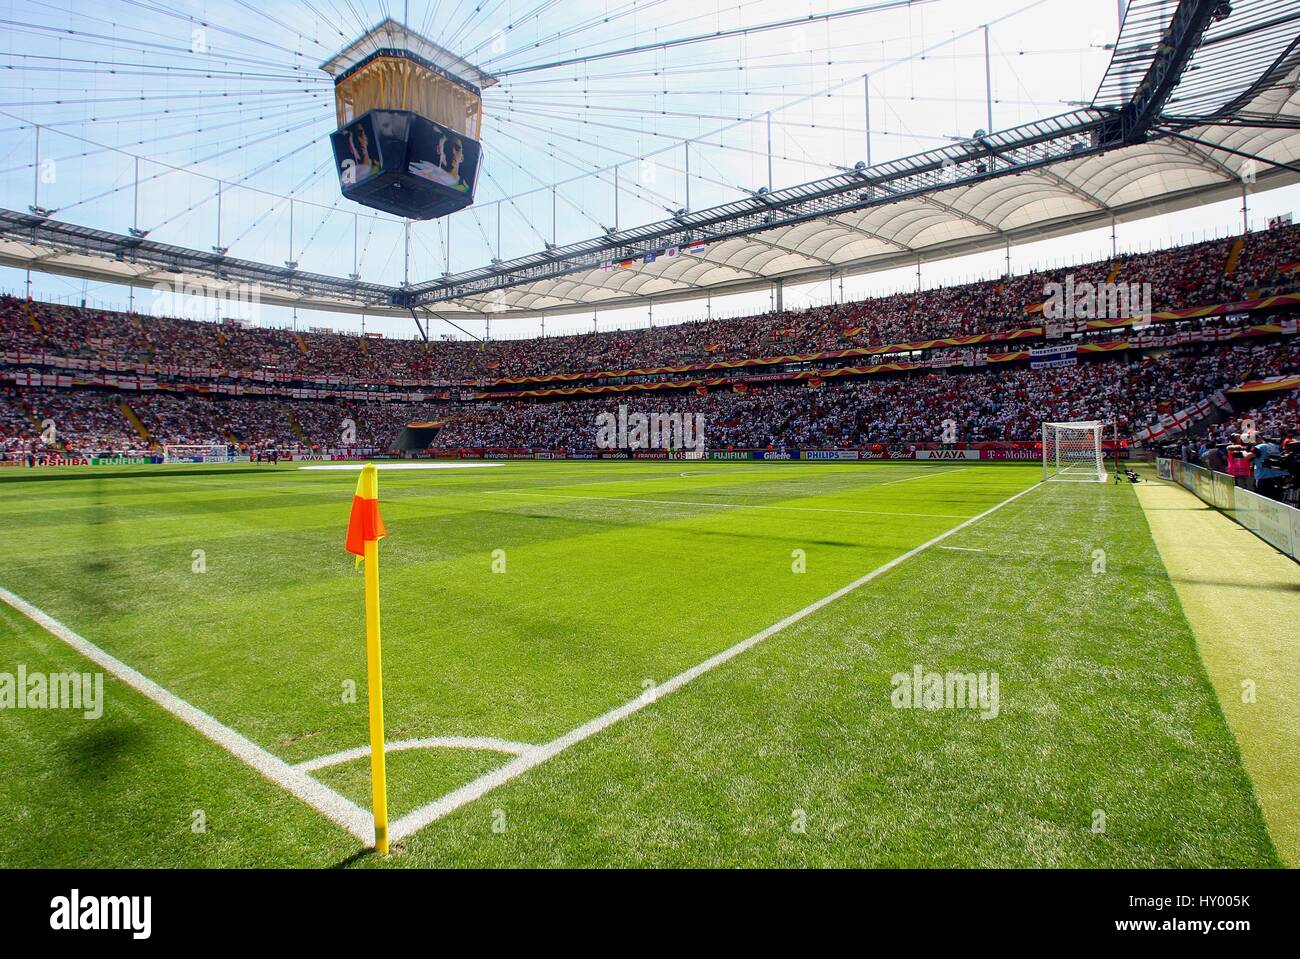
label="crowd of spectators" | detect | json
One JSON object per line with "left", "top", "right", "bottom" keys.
{"left": 431, "top": 341, "right": 1299, "bottom": 450}
{"left": 3, "top": 224, "right": 1297, "bottom": 460}
{"left": 4, "top": 225, "right": 1298, "bottom": 383}
{"left": 5, "top": 339, "right": 1293, "bottom": 457}
{"left": 1168, "top": 390, "right": 1300, "bottom": 503}
{"left": 0, "top": 387, "right": 143, "bottom": 457}
{"left": 0, "top": 387, "right": 450, "bottom": 458}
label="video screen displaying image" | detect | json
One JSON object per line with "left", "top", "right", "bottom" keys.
{"left": 407, "top": 118, "right": 480, "bottom": 198}
{"left": 331, "top": 113, "right": 383, "bottom": 189}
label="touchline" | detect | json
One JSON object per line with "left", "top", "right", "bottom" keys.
{"left": 50, "top": 890, "right": 151, "bottom": 939}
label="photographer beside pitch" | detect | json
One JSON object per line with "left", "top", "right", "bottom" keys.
{"left": 1172, "top": 426, "right": 1300, "bottom": 505}
{"left": 1201, "top": 441, "right": 1228, "bottom": 474}
{"left": 1247, "top": 436, "right": 1288, "bottom": 501}
{"left": 1225, "top": 434, "right": 1254, "bottom": 490}
{"left": 1247, "top": 434, "right": 1300, "bottom": 504}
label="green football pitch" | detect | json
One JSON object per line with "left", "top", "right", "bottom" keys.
{"left": 0, "top": 460, "right": 1280, "bottom": 867}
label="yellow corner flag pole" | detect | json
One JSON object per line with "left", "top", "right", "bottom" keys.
{"left": 363, "top": 536, "right": 389, "bottom": 855}
{"left": 345, "top": 463, "right": 390, "bottom": 855}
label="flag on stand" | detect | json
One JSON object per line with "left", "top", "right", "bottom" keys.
{"left": 344, "top": 463, "right": 390, "bottom": 855}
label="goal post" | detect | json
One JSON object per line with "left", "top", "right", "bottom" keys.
{"left": 162, "top": 444, "right": 233, "bottom": 464}
{"left": 1041, "top": 421, "right": 1108, "bottom": 483}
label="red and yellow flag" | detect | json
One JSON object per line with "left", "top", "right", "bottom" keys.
{"left": 345, "top": 463, "right": 387, "bottom": 559}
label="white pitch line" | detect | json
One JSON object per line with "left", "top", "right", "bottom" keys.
{"left": 939, "top": 545, "right": 985, "bottom": 552}
{"left": 0, "top": 586, "right": 374, "bottom": 844}
{"left": 296, "top": 736, "right": 537, "bottom": 773}
{"left": 388, "top": 479, "right": 1042, "bottom": 842}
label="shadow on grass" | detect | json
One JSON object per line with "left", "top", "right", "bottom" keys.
{"left": 57, "top": 723, "right": 150, "bottom": 780}
{"left": 329, "top": 847, "right": 379, "bottom": 869}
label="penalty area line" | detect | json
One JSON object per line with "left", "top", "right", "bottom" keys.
{"left": 0, "top": 586, "right": 374, "bottom": 844}
{"left": 388, "top": 478, "right": 1043, "bottom": 842}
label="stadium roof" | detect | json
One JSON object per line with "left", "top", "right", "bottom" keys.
{"left": 409, "top": 100, "right": 1300, "bottom": 318}
{"left": 408, "top": 0, "right": 1300, "bottom": 318}
{"left": 318, "top": 17, "right": 498, "bottom": 92}
{"left": 1, "top": 0, "right": 1297, "bottom": 322}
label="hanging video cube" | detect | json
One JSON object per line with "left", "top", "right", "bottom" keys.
{"left": 321, "top": 18, "right": 495, "bottom": 221}
{"left": 331, "top": 110, "right": 482, "bottom": 220}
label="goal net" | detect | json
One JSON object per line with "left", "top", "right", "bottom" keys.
{"left": 1041, "top": 421, "right": 1107, "bottom": 483}
{"left": 163, "top": 444, "right": 232, "bottom": 464}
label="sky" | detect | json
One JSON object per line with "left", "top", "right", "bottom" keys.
{"left": 0, "top": 0, "right": 1295, "bottom": 341}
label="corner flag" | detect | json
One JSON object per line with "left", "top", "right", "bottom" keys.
{"left": 345, "top": 463, "right": 387, "bottom": 558}
{"left": 345, "top": 463, "right": 389, "bottom": 855}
